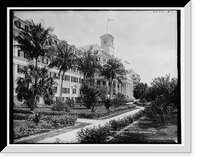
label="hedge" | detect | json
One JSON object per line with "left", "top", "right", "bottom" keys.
{"left": 72, "top": 104, "right": 137, "bottom": 119}
{"left": 77, "top": 110, "right": 144, "bottom": 143}
{"left": 13, "top": 113, "right": 29, "bottom": 120}
{"left": 14, "top": 114, "right": 78, "bottom": 139}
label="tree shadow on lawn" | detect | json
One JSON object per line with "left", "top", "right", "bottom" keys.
{"left": 109, "top": 115, "right": 178, "bottom": 144}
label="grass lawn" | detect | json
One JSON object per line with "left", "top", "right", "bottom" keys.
{"left": 34, "top": 104, "right": 134, "bottom": 114}
{"left": 109, "top": 114, "right": 178, "bottom": 144}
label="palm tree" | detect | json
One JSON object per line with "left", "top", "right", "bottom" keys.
{"left": 14, "top": 20, "right": 53, "bottom": 70}
{"left": 47, "top": 41, "right": 77, "bottom": 101}
{"left": 77, "top": 46, "right": 101, "bottom": 85}
{"left": 100, "top": 57, "right": 126, "bottom": 99}
{"left": 15, "top": 64, "right": 54, "bottom": 110}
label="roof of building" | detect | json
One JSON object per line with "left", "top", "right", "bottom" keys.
{"left": 77, "top": 43, "right": 112, "bottom": 59}
{"left": 100, "top": 33, "right": 115, "bottom": 39}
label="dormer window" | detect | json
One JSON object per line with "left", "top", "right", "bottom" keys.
{"left": 14, "top": 20, "right": 21, "bottom": 29}
{"left": 25, "top": 25, "right": 29, "bottom": 32}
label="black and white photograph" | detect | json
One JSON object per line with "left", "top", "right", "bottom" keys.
{"left": 3, "top": 3, "right": 191, "bottom": 153}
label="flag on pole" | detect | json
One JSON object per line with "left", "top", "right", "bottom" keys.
{"left": 108, "top": 18, "right": 114, "bottom": 22}
{"left": 107, "top": 18, "right": 114, "bottom": 34}
{"left": 125, "top": 60, "right": 130, "bottom": 64}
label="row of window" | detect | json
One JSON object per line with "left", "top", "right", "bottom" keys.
{"left": 17, "top": 50, "right": 81, "bottom": 75}
{"left": 14, "top": 20, "right": 29, "bottom": 32}
{"left": 16, "top": 64, "right": 83, "bottom": 83}
{"left": 56, "top": 97, "right": 78, "bottom": 102}
{"left": 17, "top": 50, "right": 49, "bottom": 64}
{"left": 53, "top": 86, "right": 77, "bottom": 94}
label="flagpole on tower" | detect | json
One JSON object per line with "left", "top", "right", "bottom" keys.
{"left": 107, "top": 18, "right": 108, "bottom": 34}
{"left": 107, "top": 18, "right": 114, "bottom": 34}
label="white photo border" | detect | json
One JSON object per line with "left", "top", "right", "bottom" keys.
{"left": 3, "top": 2, "right": 191, "bottom": 153}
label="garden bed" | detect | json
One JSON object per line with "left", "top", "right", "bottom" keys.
{"left": 13, "top": 104, "right": 139, "bottom": 140}
{"left": 13, "top": 114, "right": 77, "bottom": 140}
{"left": 108, "top": 114, "right": 178, "bottom": 144}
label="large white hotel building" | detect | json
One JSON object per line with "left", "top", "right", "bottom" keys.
{"left": 13, "top": 15, "right": 140, "bottom": 105}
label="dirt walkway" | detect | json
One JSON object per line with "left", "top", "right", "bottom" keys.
{"left": 14, "top": 106, "right": 144, "bottom": 143}
{"left": 15, "top": 106, "right": 144, "bottom": 144}
{"left": 37, "top": 106, "right": 144, "bottom": 143}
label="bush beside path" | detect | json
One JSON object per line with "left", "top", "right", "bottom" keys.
{"left": 35, "top": 106, "right": 145, "bottom": 143}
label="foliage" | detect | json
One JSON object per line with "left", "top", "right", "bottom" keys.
{"left": 144, "top": 95, "right": 174, "bottom": 125}
{"left": 35, "top": 110, "right": 67, "bottom": 116}
{"left": 111, "top": 93, "right": 126, "bottom": 107}
{"left": 41, "top": 114, "right": 77, "bottom": 128}
{"left": 14, "top": 20, "right": 53, "bottom": 66}
{"left": 32, "top": 113, "right": 41, "bottom": 124}
{"left": 65, "top": 98, "right": 75, "bottom": 109}
{"left": 141, "top": 75, "right": 179, "bottom": 125}
{"left": 15, "top": 64, "right": 55, "bottom": 110}
{"left": 51, "top": 100, "right": 71, "bottom": 112}
{"left": 80, "top": 83, "right": 104, "bottom": 112}
{"left": 100, "top": 57, "right": 126, "bottom": 98}
{"left": 43, "top": 94, "right": 54, "bottom": 105}
{"left": 97, "top": 86, "right": 108, "bottom": 102}
{"left": 47, "top": 41, "right": 77, "bottom": 101}
{"left": 14, "top": 114, "right": 77, "bottom": 139}
{"left": 145, "top": 74, "right": 178, "bottom": 106}
{"left": 134, "top": 82, "right": 148, "bottom": 99}
{"left": 77, "top": 124, "right": 112, "bottom": 143}
{"left": 77, "top": 46, "right": 101, "bottom": 83}
{"left": 77, "top": 112, "right": 144, "bottom": 143}
{"left": 71, "top": 104, "right": 137, "bottom": 119}
{"left": 13, "top": 108, "right": 32, "bottom": 114}
{"left": 13, "top": 113, "right": 29, "bottom": 120}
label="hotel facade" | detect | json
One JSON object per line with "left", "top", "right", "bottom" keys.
{"left": 13, "top": 15, "right": 140, "bottom": 105}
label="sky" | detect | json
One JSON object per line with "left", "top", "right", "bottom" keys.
{"left": 14, "top": 10, "right": 178, "bottom": 85}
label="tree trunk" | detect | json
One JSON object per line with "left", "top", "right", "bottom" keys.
{"left": 30, "top": 57, "right": 38, "bottom": 110}
{"left": 110, "top": 79, "right": 113, "bottom": 99}
{"left": 29, "top": 93, "right": 37, "bottom": 111}
{"left": 59, "top": 71, "right": 65, "bottom": 102}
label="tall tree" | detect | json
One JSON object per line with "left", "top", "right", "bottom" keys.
{"left": 100, "top": 57, "right": 126, "bottom": 99}
{"left": 14, "top": 20, "right": 53, "bottom": 70}
{"left": 77, "top": 46, "right": 101, "bottom": 85}
{"left": 134, "top": 82, "right": 148, "bottom": 99}
{"left": 47, "top": 41, "right": 77, "bottom": 101}
{"left": 14, "top": 20, "right": 54, "bottom": 110}
{"left": 15, "top": 64, "right": 54, "bottom": 110}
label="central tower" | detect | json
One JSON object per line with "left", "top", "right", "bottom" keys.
{"left": 100, "top": 34, "right": 115, "bottom": 55}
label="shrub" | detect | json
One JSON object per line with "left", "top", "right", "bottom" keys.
{"left": 77, "top": 124, "right": 112, "bottom": 143}
{"left": 134, "top": 83, "right": 148, "bottom": 99}
{"left": 13, "top": 120, "right": 37, "bottom": 139}
{"left": 73, "top": 112, "right": 99, "bottom": 119}
{"left": 13, "top": 113, "right": 29, "bottom": 120}
{"left": 77, "top": 112, "right": 144, "bottom": 143}
{"left": 13, "top": 108, "right": 32, "bottom": 114}
{"left": 65, "top": 99, "right": 75, "bottom": 109}
{"left": 41, "top": 114, "right": 77, "bottom": 128}
{"left": 44, "top": 97, "right": 54, "bottom": 106}
{"left": 109, "top": 118, "right": 127, "bottom": 131}
{"left": 51, "top": 100, "right": 71, "bottom": 112}
{"left": 144, "top": 74, "right": 178, "bottom": 107}
{"left": 144, "top": 95, "right": 173, "bottom": 125}
{"left": 32, "top": 113, "right": 41, "bottom": 125}
{"left": 80, "top": 83, "right": 105, "bottom": 112}
{"left": 111, "top": 93, "right": 126, "bottom": 107}
{"left": 35, "top": 110, "right": 67, "bottom": 116}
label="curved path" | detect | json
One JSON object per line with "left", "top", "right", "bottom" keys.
{"left": 16, "top": 106, "right": 144, "bottom": 144}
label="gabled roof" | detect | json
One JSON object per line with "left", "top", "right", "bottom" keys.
{"left": 77, "top": 43, "right": 112, "bottom": 59}
{"left": 100, "top": 33, "right": 115, "bottom": 39}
